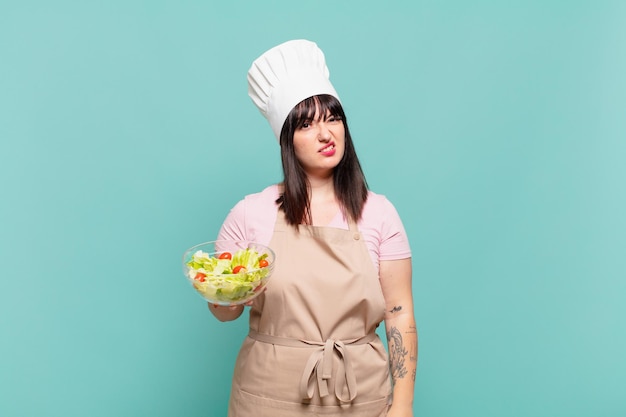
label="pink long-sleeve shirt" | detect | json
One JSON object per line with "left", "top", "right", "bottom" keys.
{"left": 217, "top": 185, "right": 411, "bottom": 273}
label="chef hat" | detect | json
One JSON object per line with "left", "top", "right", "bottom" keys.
{"left": 247, "top": 39, "right": 340, "bottom": 141}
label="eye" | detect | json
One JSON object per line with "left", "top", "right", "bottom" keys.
{"left": 299, "top": 120, "right": 312, "bottom": 129}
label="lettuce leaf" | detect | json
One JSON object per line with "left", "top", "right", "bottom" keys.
{"left": 186, "top": 247, "right": 271, "bottom": 303}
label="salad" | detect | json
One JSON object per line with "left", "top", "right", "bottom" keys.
{"left": 185, "top": 247, "right": 271, "bottom": 304}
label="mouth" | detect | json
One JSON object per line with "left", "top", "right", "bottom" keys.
{"left": 318, "top": 143, "right": 336, "bottom": 153}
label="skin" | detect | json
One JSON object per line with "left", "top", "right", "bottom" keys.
{"left": 292, "top": 112, "right": 345, "bottom": 186}
{"left": 208, "top": 301, "right": 245, "bottom": 321}
{"left": 208, "top": 106, "right": 417, "bottom": 415}
{"left": 380, "top": 258, "right": 417, "bottom": 417}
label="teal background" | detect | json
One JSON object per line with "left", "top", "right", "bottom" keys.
{"left": 1, "top": 1, "right": 625, "bottom": 416}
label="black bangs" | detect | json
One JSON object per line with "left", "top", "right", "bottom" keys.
{"left": 292, "top": 94, "right": 344, "bottom": 127}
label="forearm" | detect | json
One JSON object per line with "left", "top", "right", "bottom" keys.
{"left": 385, "top": 312, "right": 418, "bottom": 407}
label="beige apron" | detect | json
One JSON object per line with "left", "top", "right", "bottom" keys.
{"left": 228, "top": 210, "right": 392, "bottom": 416}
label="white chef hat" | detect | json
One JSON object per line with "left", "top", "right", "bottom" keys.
{"left": 247, "top": 39, "right": 340, "bottom": 141}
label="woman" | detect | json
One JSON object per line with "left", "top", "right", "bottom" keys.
{"left": 210, "top": 40, "right": 417, "bottom": 417}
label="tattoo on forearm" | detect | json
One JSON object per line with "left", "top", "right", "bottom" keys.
{"left": 389, "top": 305, "right": 402, "bottom": 313}
{"left": 387, "top": 326, "right": 408, "bottom": 382}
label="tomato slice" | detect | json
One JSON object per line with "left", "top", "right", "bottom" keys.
{"left": 232, "top": 265, "right": 246, "bottom": 274}
{"left": 258, "top": 259, "right": 269, "bottom": 268}
{"left": 194, "top": 272, "right": 206, "bottom": 282}
{"left": 218, "top": 252, "right": 232, "bottom": 260}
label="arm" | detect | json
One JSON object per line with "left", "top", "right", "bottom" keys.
{"left": 379, "top": 258, "right": 417, "bottom": 417}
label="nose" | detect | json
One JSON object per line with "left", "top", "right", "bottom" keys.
{"left": 317, "top": 122, "right": 331, "bottom": 142}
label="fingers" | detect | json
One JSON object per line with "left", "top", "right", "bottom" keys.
{"left": 212, "top": 304, "right": 241, "bottom": 311}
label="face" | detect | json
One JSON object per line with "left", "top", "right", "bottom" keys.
{"left": 292, "top": 108, "right": 345, "bottom": 177}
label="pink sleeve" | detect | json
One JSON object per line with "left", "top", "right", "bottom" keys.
{"left": 358, "top": 193, "right": 411, "bottom": 264}
{"left": 377, "top": 197, "right": 411, "bottom": 261}
{"left": 354, "top": 193, "right": 411, "bottom": 272}
{"left": 217, "top": 199, "right": 248, "bottom": 241}
{"left": 216, "top": 185, "right": 278, "bottom": 247}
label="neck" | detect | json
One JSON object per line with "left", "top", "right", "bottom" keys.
{"left": 307, "top": 173, "right": 335, "bottom": 201}
{"left": 307, "top": 174, "right": 340, "bottom": 226}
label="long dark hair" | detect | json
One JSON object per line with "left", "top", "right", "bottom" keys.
{"left": 276, "top": 94, "right": 368, "bottom": 226}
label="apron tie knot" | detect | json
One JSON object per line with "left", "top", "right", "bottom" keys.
{"left": 247, "top": 330, "right": 377, "bottom": 404}
{"left": 299, "top": 338, "right": 358, "bottom": 403}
